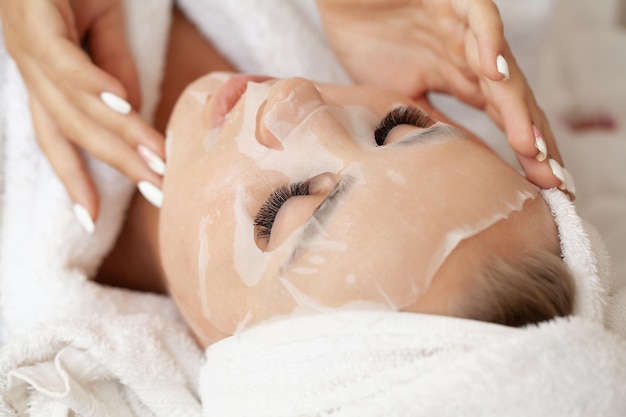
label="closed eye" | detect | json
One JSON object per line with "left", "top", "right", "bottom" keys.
{"left": 254, "top": 181, "right": 310, "bottom": 244}
{"left": 374, "top": 106, "right": 436, "bottom": 146}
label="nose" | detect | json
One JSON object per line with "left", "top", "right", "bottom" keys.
{"left": 256, "top": 78, "right": 325, "bottom": 149}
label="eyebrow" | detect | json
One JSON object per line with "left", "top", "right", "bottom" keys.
{"left": 280, "top": 176, "right": 354, "bottom": 271}
{"left": 391, "top": 123, "right": 466, "bottom": 147}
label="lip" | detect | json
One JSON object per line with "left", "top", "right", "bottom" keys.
{"left": 208, "top": 74, "right": 272, "bottom": 129}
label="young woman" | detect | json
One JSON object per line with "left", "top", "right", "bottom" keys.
{"left": 0, "top": 0, "right": 571, "bottom": 229}
{"left": 95, "top": 12, "right": 574, "bottom": 347}
{"left": 1, "top": 2, "right": 574, "bottom": 347}
{"left": 146, "top": 72, "right": 574, "bottom": 346}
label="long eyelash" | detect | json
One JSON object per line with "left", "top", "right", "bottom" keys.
{"left": 254, "top": 181, "right": 310, "bottom": 241}
{"left": 374, "top": 106, "right": 435, "bottom": 146}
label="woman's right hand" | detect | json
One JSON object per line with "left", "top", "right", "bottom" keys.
{"left": 317, "top": 0, "right": 575, "bottom": 199}
{"left": 0, "top": 0, "right": 165, "bottom": 232}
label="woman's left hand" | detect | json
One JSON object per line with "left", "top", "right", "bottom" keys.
{"left": 317, "top": 0, "right": 574, "bottom": 196}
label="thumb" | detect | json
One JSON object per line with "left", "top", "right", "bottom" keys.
{"left": 88, "top": 4, "right": 141, "bottom": 110}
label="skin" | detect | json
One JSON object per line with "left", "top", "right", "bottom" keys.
{"left": 0, "top": 0, "right": 163, "bottom": 222}
{"left": 0, "top": 0, "right": 566, "bottom": 226}
{"left": 317, "top": 0, "right": 566, "bottom": 188}
{"left": 159, "top": 73, "right": 559, "bottom": 347}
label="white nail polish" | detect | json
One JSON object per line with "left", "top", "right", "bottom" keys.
{"left": 138, "top": 181, "right": 163, "bottom": 208}
{"left": 138, "top": 145, "right": 166, "bottom": 176}
{"left": 532, "top": 125, "right": 547, "bottom": 161}
{"left": 549, "top": 159, "right": 567, "bottom": 190}
{"left": 73, "top": 204, "right": 95, "bottom": 234}
{"left": 534, "top": 137, "right": 547, "bottom": 161}
{"left": 496, "top": 54, "right": 510, "bottom": 81}
{"left": 563, "top": 167, "right": 576, "bottom": 198}
{"left": 100, "top": 92, "right": 132, "bottom": 115}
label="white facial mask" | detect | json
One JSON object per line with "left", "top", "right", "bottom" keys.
{"left": 184, "top": 77, "right": 539, "bottom": 338}
{"left": 234, "top": 82, "right": 345, "bottom": 182}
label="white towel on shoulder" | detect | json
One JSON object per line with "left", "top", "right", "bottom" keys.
{"left": 200, "top": 311, "right": 626, "bottom": 417}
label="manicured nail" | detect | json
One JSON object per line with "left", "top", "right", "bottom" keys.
{"left": 138, "top": 181, "right": 163, "bottom": 208}
{"left": 548, "top": 159, "right": 567, "bottom": 190}
{"left": 100, "top": 92, "right": 131, "bottom": 115}
{"left": 532, "top": 125, "right": 547, "bottom": 161}
{"left": 138, "top": 145, "right": 166, "bottom": 176}
{"left": 563, "top": 167, "right": 576, "bottom": 199}
{"left": 496, "top": 54, "right": 510, "bottom": 81}
{"left": 73, "top": 204, "right": 95, "bottom": 234}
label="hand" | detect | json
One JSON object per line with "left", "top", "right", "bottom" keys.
{"left": 317, "top": 0, "right": 575, "bottom": 198}
{"left": 0, "top": 0, "right": 166, "bottom": 232}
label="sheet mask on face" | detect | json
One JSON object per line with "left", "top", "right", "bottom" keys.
{"left": 233, "top": 81, "right": 345, "bottom": 180}
{"left": 162, "top": 74, "right": 540, "bottom": 340}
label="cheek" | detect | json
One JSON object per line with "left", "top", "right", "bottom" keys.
{"left": 280, "top": 233, "right": 414, "bottom": 312}
{"left": 159, "top": 180, "right": 203, "bottom": 287}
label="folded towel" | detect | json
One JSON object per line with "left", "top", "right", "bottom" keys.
{"left": 0, "top": 314, "right": 202, "bottom": 416}
{"left": 542, "top": 189, "right": 610, "bottom": 322}
{"left": 200, "top": 311, "right": 626, "bottom": 417}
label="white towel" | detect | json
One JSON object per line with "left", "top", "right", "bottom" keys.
{"left": 0, "top": 0, "right": 204, "bottom": 413}
{"left": 0, "top": 314, "right": 202, "bottom": 417}
{"left": 200, "top": 311, "right": 626, "bottom": 417}
{"left": 0, "top": 0, "right": 178, "bottom": 342}
{"left": 542, "top": 189, "right": 610, "bottom": 323}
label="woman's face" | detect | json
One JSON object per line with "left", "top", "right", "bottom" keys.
{"left": 160, "top": 73, "right": 555, "bottom": 345}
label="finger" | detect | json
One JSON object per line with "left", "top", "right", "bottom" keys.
{"left": 88, "top": 3, "right": 142, "bottom": 110}
{"left": 26, "top": 58, "right": 163, "bottom": 188}
{"left": 528, "top": 99, "right": 561, "bottom": 163}
{"left": 481, "top": 62, "right": 569, "bottom": 192}
{"left": 54, "top": 100, "right": 163, "bottom": 188}
{"left": 79, "top": 90, "right": 166, "bottom": 173}
{"left": 490, "top": 88, "right": 556, "bottom": 189}
{"left": 479, "top": 53, "right": 537, "bottom": 158}
{"left": 484, "top": 102, "right": 504, "bottom": 130}
{"left": 39, "top": 24, "right": 163, "bottom": 162}
{"left": 24, "top": 49, "right": 165, "bottom": 174}
{"left": 453, "top": 0, "right": 506, "bottom": 81}
{"left": 30, "top": 95, "right": 100, "bottom": 231}
{"left": 516, "top": 154, "right": 566, "bottom": 194}
{"left": 419, "top": 52, "right": 487, "bottom": 109}
{"left": 38, "top": 35, "right": 129, "bottom": 105}
{"left": 54, "top": 0, "right": 80, "bottom": 44}
{"left": 486, "top": 96, "right": 567, "bottom": 192}
{"left": 524, "top": 107, "right": 573, "bottom": 197}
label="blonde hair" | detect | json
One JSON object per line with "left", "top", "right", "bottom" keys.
{"left": 465, "top": 249, "right": 575, "bottom": 327}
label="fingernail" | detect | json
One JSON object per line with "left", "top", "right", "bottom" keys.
{"left": 73, "top": 204, "right": 95, "bottom": 234}
{"left": 532, "top": 125, "right": 547, "bottom": 161}
{"left": 548, "top": 158, "right": 567, "bottom": 190}
{"left": 100, "top": 92, "right": 132, "bottom": 115}
{"left": 496, "top": 54, "right": 510, "bottom": 81}
{"left": 563, "top": 167, "right": 576, "bottom": 199}
{"left": 138, "top": 181, "right": 163, "bottom": 208}
{"left": 138, "top": 145, "right": 166, "bottom": 176}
